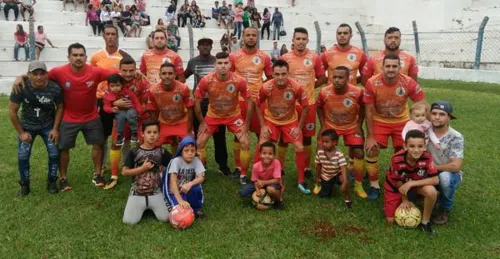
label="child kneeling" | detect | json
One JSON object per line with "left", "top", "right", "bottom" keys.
{"left": 239, "top": 142, "right": 284, "bottom": 210}
{"left": 163, "top": 136, "right": 206, "bottom": 218}
{"left": 122, "top": 120, "right": 172, "bottom": 225}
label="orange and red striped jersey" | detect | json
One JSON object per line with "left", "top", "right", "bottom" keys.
{"left": 140, "top": 49, "right": 184, "bottom": 84}
{"left": 320, "top": 45, "right": 367, "bottom": 85}
{"left": 362, "top": 50, "right": 418, "bottom": 78}
{"left": 146, "top": 80, "right": 193, "bottom": 125}
{"left": 316, "top": 84, "right": 364, "bottom": 130}
{"left": 229, "top": 48, "right": 272, "bottom": 100}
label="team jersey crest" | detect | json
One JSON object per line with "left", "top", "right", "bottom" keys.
{"left": 172, "top": 93, "right": 181, "bottom": 102}
{"left": 396, "top": 86, "right": 405, "bottom": 96}
{"left": 303, "top": 58, "right": 312, "bottom": 67}
{"left": 252, "top": 56, "right": 261, "bottom": 65}
{"left": 347, "top": 53, "right": 357, "bottom": 61}
{"left": 306, "top": 123, "right": 315, "bottom": 130}
{"left": 227, "top": 84, "right": 236, "bottom": 93}
{"left": 284, "top": 91, "right": 293, "bottom": 100}
{"left": 343, "top": 98, "right": 353, "bottom": 107}
{"left": 234, "top": 119, "right": 243, "bottom": 126}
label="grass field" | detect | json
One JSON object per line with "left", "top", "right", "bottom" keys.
{"left": 1, "top": 79, "right": 499, "bottom": 258}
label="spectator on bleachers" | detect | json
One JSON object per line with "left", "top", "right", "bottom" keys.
{"left": 156, "top": 18, "right": 167, "bottom": 31}
{"left": 233, "top": 3, "right": 243, "bottom": 39}
{"left": 86, "top": 4, "right": 102, "bottom": 36}
{"left": 246, "top": 0, "right": 254, "bottom": 8}
{"left": 261, "top": 7, "right": 270, "bottom": 40}
{"left": 242, "top": 7, "right": 250, "bottom": 29}
{"left": 89, "top": 0, "right": 101, "bottom": 8}
{"left": 20, "top": 0, "right": 36, "bottom": 22}
{"left": 111, "top": 6, "right": 126, "bottom": 34}
{"left": 100, "top": 5, "right": 113, "bottom": 28}
{"left": 4, "top": 0, "right": 20, "bottom": 21}
{"left": 177, "top": 2, "right": 192, "bottom": 27}
{"left": 217, "top": 1, "right": 229, "bottom": 28}
{"left": 120, "top": 5, "right": 133, "bottom": 36}
{"left": 271, "top": 7, "right": 283, "bottom": 40}
{"left": 13, "top": 24, "right": 29, "bottom": 61}
{"left": 165, "top": 2, "right": 176, "bottom": 23}
{"left": 193, "top": 10, "right": 205, "bottom": 28}
{"left": 280, "top": 43, "right": 288, "bottom": 56}
{"left": 229, "top": 35, "right": 239, "bottom": 53}
{"left": 111, "top": 0, "right": 123, "bottom": 9}
{"left": 130, "top": 8, "right": 144, "bottom": 37}
{"left": 101, "top": 0, "right": 112, "bottom": 7}
{"left": 212, "top": 1, "right": 220, "bottom": 19}
{"left": 34, "top": 25, "right": 56, "bottom": 60}
{"left": 250, "top": 7, "right": 261, "bottom": 28}
{"left": 270, "top": 41, "right": 280, "bottom": 63}
{"left": 134, "top": 0, "right": 150, "bottom": 25}
{"left": 220, "top": 33, "right": 229, "bottom": 50}
{"left": 227, "top": 3, "right": 234, "bottom": 29}
{"left": 166, "top": 29, "right": 178, "bottom": 52}
{"left": 167, "top": 19, "right": 181, "bottom": 46}
{"left": 320, "top": 44, "right": 326, "bottom": 53}
{"left": 64, "top": 0, "right": 85, "bottom": 12}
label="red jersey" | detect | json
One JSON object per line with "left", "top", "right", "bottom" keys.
{"left": 48, "top": 64, "right": 113, "bottom": 123}
{"left": 363, "top": 74, "right": 424, "bottom": 124}
{"left": 321, "top": 45, "right": 367, "bottom": 85}
{"left": 386, "top": 149, "right": 438, "bottom": 191}
{"left": 316, "top": 84, "right": 363, "bottom": 130}
{"left": 281, "top": 49, "right": 325, "bottom": 104}
{"left": 140, "top": 49, "right": 184, "bottom": 84}
{"left": 146, "top": 81, "right": 193, "bottom": 125}
{"left": 362, "top": 50, "right": 418, "bottom": 78}
{"left": 229, "top": 48, "right": 272, "bottom": 100}
{"left": 257, "top": 78, "right": 308, "bottom": 125}
{"left": 103, "top": 88, "right": 143, "bottom": 114}
{"left": 90, "top": 48, "right": 131, "bottom": 98}
{"left": 195, "top": 72, "right": 248, "bottom": 118}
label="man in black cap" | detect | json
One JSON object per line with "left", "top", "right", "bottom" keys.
{"left": 428, "top": 101, "right": 464, "bottom": 225}
{"left": 184, "top": 38, "right": 230, "bottom": 176}
{"left": 8, "top": 61, "right": 63, "bottom": 196}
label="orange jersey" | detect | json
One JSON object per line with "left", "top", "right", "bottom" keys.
{"left": 146, "top": 80, "right": 193, "bottom": 125}
{"left": 316, "top": 84, "right": 363, "bottom": 130}
{"left": 195, "top": 72, "right": 249, "bottom": 118}
{"left": 281, "top": 49, "right": 325, "bottom": 104}
{"left": 257, "top": 78, "right": 308, "bottom": 125}
{"left": 229, "top": 48, "right": 272, "bottom": 100}
{"left": 363, "top": 74, "right": 424, "bottom": 124}
{"left": 362, "top": 50, "right": 418, "bottom": 78}
{"left": 140, "top": 49, "right": 184, "bottom": 84}
{"left": 90, "top": 48, "right": 129, "bottom": 98}
{"left": 321, "top": 45, "right": 367, "bottom": 85}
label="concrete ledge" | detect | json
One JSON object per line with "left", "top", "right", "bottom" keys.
{"left": 419, "top": 66, "right": 500, "bottom": 84}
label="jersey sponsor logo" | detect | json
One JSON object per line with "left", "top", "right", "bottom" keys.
{"left": 172, "top": 93, "right": 181, "bottom": 102}
{"left": 417, "top": 169, "right": 426, "bottom": 177}
{"left": 303, "top": 58, "right": 312, "bottom": 67}
{"left": 37, "top": 95, "right": 52, "bottom": 104}
{"left": 306, "top": 123, "right": 315, "bottom": 131}
{"left": 284, "top": 91, "right": 293, "bottom": 100}
{"left": 343, "top": 98, "right": 353, "bottom": 107}
{"left": 234, "top": 118, "right": 243, "bottom": 126}
{"left": 396, "top": 86, "right": 405, "bottom": 97}
{"left": 85, "top": 81, "right": 95, "bottom": 88}
{"left": 227, "top": 84, "right": 236, "bottom": 93}
{"left": 347, "top": 53, "right": 357, "bottom": 61}
{"left": 65, "top": 81, "right": 71, "bottom": 89}
{"left": 252, "top": 56, "right": 261, "bottom": 65}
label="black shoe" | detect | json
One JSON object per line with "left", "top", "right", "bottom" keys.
{"left": 59, "top": 178, "right": 72, "bottom": 192}
{"left": 304, "top": 169, "right": 313, "bottom": 179}
{"left": 195, "top": 210, "right": 205, "bottom": 219}
{"left": 345, "top": 200, "right": 353, "bottom": 209}
{"left": 239, "top": 175, "right": 249, "bottom": 186}
{"left": 273, "top": 200, "right": 284, "bottom": 210}
{"left": 92, "top": 174, "right": 106, "bottom": 187}
{"left": 432, "top": 209, "right": 450, "bottom": 225}
{"left": 420, "top": 222, "right": 437, "bottom": 236}
{"left": 115, "top": 135, "right": 124, "bottom": 146}
{"left": 231, "top": 168, "right": 241, "bottom": 179}
{"left": 17, "top": 181, "right": 30, "bottom": 197}
{"left": 130, "top": 134, "right": 138, "bottom": 144}
{"left": 47, "top": 179, "right": 59, "bottom": 194}
{"left": 218, "top": 167, "right": 231, "bottom": 177}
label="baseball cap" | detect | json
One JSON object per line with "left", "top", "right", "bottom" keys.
{"left": 27, "top": 61, "right": 47, "bottom": 73}
{"left": 431, "top": 101, "right": 457, "bottom": 119}
{"left": 198, "top": 38, "right": 213, "bottom": 45}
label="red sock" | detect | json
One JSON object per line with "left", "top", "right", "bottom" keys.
{"left": 253, "top": 144, "right": 261, "bottom": 163}
{"left": 295, "top": 151, "right": 306, "bottom": 183}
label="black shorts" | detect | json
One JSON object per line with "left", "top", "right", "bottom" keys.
{"left": 58, "top": 118, "right": 104, "bottom": 150}
{"left": 97, "top": 99, "right": 114, "bottom": 137}
{"left": 318, "top": 174, "right": 343, "bottom": 198}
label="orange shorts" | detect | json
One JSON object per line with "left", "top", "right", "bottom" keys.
{"left": 204, "top": 115, "right": 245, "bottom": 135}
{"left": 373, "top": 121, "right": 406, "bottom": 148}
{"left": 261, "top": 120, "right": 302, "bottom": 144}
{"left": 296, "top": 104, "right": 316, "bottom": 137}
{"left": 239, "top": 100, "right": 261, "bottom": 134}
{"left": 157, "top": 121, "right": 189, "bottom": 146}
{"left": 318, "top": 126, "right": 364, "bottom": 147}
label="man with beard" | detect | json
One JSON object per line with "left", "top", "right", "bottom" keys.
{"left": 361, "top": 27, "right": 418, "bottom": 85}
{"left": 229, "top": 27, "right": 272, "bottom": 185}
{"left": 363, "top": 54, "right": 425, "bottom": 200}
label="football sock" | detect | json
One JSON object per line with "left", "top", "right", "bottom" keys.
{"left": 110, "top": 148, "right": 121, "bottom": 177}
{"left": 240, "top": 149, "right": 250, "bottom": 176}
{"left": 353, "top": 158, "right": 364, "bottom": 182}
{"left": 121, "top": 142, "right": 131, "bottom": 164}
{"left": 277, "top": 144, "right": 287, "bottom": 166}
{"left": 295, "top": 151, "right": 306, "bottom": 183}
{"left": 233, "top": 142, "right": 241, "bottom": 168}
{"left": 370, "top": 181, "right": 380, "bottom": 189}
{"left": 303, "top": 144, "right": 312, "bottom": 170}
{"left": 102, "top": 140, "right": 109, "bottom": 168}
{"left": 366, "top": 156, "right": 379, "bottom": 182}
{"left": 199, "top": 148, "right": 207, "bottom": 164}
{"left": 253, "top": 144, "right": 260, "bottom": 163}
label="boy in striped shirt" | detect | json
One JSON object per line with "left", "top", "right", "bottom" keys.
{"left": 314, "top": 129, "right": 352, "bottom": 208}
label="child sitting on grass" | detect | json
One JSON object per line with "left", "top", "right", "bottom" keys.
{"left": 163, "top": 136, "right": 206, "bottom": 219}
{"left": 122, "top": 120, "right": 172, "bottom": 225}
{"left": 314, "top": 129, "right": 352, "bottom": 208}
{"left": 239, "top": 142, "right": 284, "bottom": 210}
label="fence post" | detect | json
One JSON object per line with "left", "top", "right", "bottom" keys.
{"left": 355, "top": 22, "right": 368, "bottom": 56}
{"left": 187, "top": 23, "right": 194, "bottom": 60}
{"left": 28, "top": 17, "right": 36, "bottom": 60}
{"left": 412, "top": 20, "right": 421, "bottom": 64}
{"left": 314, "top": 21, "right": 321, "bottom": 54}
{"left": 474, "top": 16, "right": 489, "bottom": 70}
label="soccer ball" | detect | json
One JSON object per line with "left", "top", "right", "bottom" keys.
{"left": 251, "top": 189, "right": 274, "bottom": 210}
{"left": 395, "top": 205, "right": 422, "bottom": 228}
{"left": 168, "top": 205, "right": 195, "bottom": 229}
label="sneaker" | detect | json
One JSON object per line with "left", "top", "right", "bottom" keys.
{"left": 354, "top": 181, "right": 368, "bottom": 199}
{"left": 345, "top": 200, "right": 353, "bottom": 209}
{"left": 115, "top": 135, "right": 124, "bottom": 146}
{"left": 367, "top": 187, "right": 380, "bottom": 200}
{"left": 420, "top": 222, "right": 437, "bottom": 236}
{"left": 195, "top": 210, "right": 205, "bottom": 219}
{"left": 92, "top": 174, "right": 106, "bottom": 187}
{"left": 47, "top": 180, "right": 59, "bottom": 194}
{"left": 312, "top": 184, "right": 321, "bottom": 195}
{"left": 304, "top": 169, "right": 313, "bottom": 179}
{"left": 17, "top": 181, "right": 30, "bottom": 197}
{"left": 218, "top": 167, "right": 231, "bottom": 177}
{"left": 297, "top": 182, "right": 311, "bottom": 195}
{"left": 432, "top": 210, "right": 449, "bottom": 225}
{"left": 273, "top": 200, "right": 285, "bottom": 210}
{"left": 239, "top": 175, "right": 249, "bottom": 185}
{"left": 59, "top": 178, "right": 72, "bottom": 192}
{"left": 231, "top": 168, "right": 241, "bottom": 179}
{"left": 103, "top": 177, "right": 118, "bottom": 190}
{"left": 130, "top": 134, "right": 138, "bottom": 144}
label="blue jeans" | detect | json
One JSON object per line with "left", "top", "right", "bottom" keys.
{"left": 165, "top": 184, "right": 204, "bottom": 213}
{"left": 273, "top": 23, "right": 281, "bottom": 40}
{"left": 233, "top": 21, "right": 243, "bottom": 39}
{"left": 438, "top": 171, "right": 463, "bottom": 210}
{"left": 18, "top": 125, "right": 59, "bottom": 183}
{"left": 115, "top": 108, "right": 137, "bottom": 135}
{"left": 14, "top": 43, "right": 29, "bottom": 60}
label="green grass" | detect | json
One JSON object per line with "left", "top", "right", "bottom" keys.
{"left": 1, "top": 79, "right": 500, "bottom": 258}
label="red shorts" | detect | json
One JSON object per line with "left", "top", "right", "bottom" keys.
{"left": 318, "top": 126, "right": 364, "bottom": 147}
{"left": 239, "top": 100, "right": 261, "bottom": 134}
{"left": 296, "top": 104, "right": 316, "bottom": 137}
{"left": 157, "top": 121, "right": 189, "bottom": 146}
{"left": 261, "top": 120, "right": 303, "bottom": 144}
{"left": 204, "top": 115, "right": 245, "bottom": 135}
{"left": 373, "top": 121, "right": 406, "bottom": 148}
{"left": 384, "top": 181, "right": 421, "bottom": 218}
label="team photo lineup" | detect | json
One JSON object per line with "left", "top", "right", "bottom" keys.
{"left": 9, "top": 18, "right": 465, "bottom": 235}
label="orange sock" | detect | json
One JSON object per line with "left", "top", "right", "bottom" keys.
{"left": 353, "top": 158, "right": 364, "bottom": 182}
{"left": 233, "top": 142, "right": 241, "bottom": 169}
{"left": 240, "top": 149, "right": 250, "bottom": 176}
{"left": 110, "top": 148, "right": 121, "bottom": 177}
{"left": 366, "top": 156, "right": 379, "bottom": 182}
{"left": 199, "top": 148, "right": 207, "bottom": 165}
{"left": 277, "top": 144, "right": 287, "bottom": 166}
{"left": 303, "top": 144, "right": 312, "bottom": 169}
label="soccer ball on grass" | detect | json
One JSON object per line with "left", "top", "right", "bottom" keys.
{"left": 395, "top": 204, "right": 422, "bottom": 228}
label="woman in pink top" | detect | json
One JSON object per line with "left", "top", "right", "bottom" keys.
{"left": 232, "top": 3, "right": 243, "bottom": 39}
{"left": 13, "top": 24, "right": 29, "bottom": 61}
{"left": 34, "top": 25, "right": 56, "bottom": 60}
{"left": 86, "top": 4, "right": 102, "bottom": 36}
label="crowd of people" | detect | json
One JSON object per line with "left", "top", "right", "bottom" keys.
{"left": 12, "top": 23, "right": 56, "bottom": 61}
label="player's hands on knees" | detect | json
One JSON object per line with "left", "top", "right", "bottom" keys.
{"left": 12, "top": 75, "right": 27, "bottom": 94}
{"left": 179, "top": 200, "right": 191, "bottom": 209}
{"left": 180, "top": 183, "right": 192, "bottom": 193}
{"left": 48, "top": 129, "right": 59, "bottom": 144}
{"left": 365, "top": 136, "right": 379, "bottom": 153}
{"left": 399, "top": 181, "right": 414, "bottom": 196}
{"left": 290, "top": 127, "right": 301, "bottom": 139}
{"left": 19, "top": 132, "right": 32, "bottom": 144}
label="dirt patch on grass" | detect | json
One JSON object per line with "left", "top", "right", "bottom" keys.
{"left": 303, "top": 220, "right": 337, "bottom": 239}
{"left": 341, "top": 225, "right": 369, "bottom": 234}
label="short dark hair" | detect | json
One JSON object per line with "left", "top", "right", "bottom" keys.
{"left": 152, "top": 29, "right": 167, "bottom": 39}
{"left": 383, "top": 53, "right": 400, "bottom": 65}
{"left": 321, "top": 129, "right": 339, "bottom": 141}
{"left": 337, "top": 23, "right": 352, "bottom": 34}
{"left": 405, "top": 129, "right": 425, "bottom": 144}
{"left": 334, "top": 65, "right": 350, "bottom": 77}
{"left": 67, "top": 43, "right": 86, "bottom": 56}
{"left": 215, "top": 51, "right": 229, "bottom": 59}
{"left": 384, "top": 27, "right": 401, "bottom": 36}
{"left": 242, "top": 26, "right": 258, "bottom": 35}
{"left": 293, "top": 27, "right": 308, "bottom": 38}
{"left": 260, "top": 141, "right": 276, "bottom": 153}
{"left": 160, "top": 62, "right": 176, "bottom": 71}
{"left": 37, "top": 25, "right": 43, "bottom": 30}
{"left": 119, "top": 56, "right": 136, "bottom": 67}
{"left": 103, "top": 24, "right": 119, "bottom": 36}
{"left": 272, "top": 59, "right": 289, "bottom": 70}
{"left": 141, "top": 119, "right": 160, "bottom": 132}
{"left": 107, "top": 73, "right": 124, "bottom": 84}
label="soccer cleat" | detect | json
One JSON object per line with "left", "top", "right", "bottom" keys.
{"left": 273, "top": 200, "right": 285, "bottom": 210}
{"left": 103, "top": 177, "right": 118, "bottom": 190}
{"left": 47, "top": 180, "right": 59, "bottom": 194}
{"left": 420, "top": 222, "right": 438, "bottom": 236}
{"left": 195, "top": 210, "right": 205, "bottom": 219}
{"left": 354, "top": 182, "right": 368, "bottom": 199}
{"left": 313, "top": 184, "right": 322, "bottom": 195}
{"left": 59, "top": 178, "right": 72, "bottom": 192}
{"left": 17, "top": 181, "right": 30, "bottom": 197}
{"left": 367, "top": 187, "right": 380, "bottom": 200}
{"left": 218, "top": 167, "right": 231, "bottom": 177}
{"left": 115, "top": 135, "right": 124, "bottom": 146}
{"left": 239, "top": 175, "right": 249, "bottom": 186}
{"left": 297, "top": 182, "right": 311, "bottom": 195}
{"left": 304, "top": 169, "right": 313, "bottom": 179}
{"left": 92, "top": 174, "right": 106, "bottom": 187}
{"left": 231, "top": 168, "right": 241, "bottom": 179}
{"left": 345, "top": 200, "right": 353, "bottom": 209}
{"left": 130, "top": 134, "right": 138, "bottom": 144}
